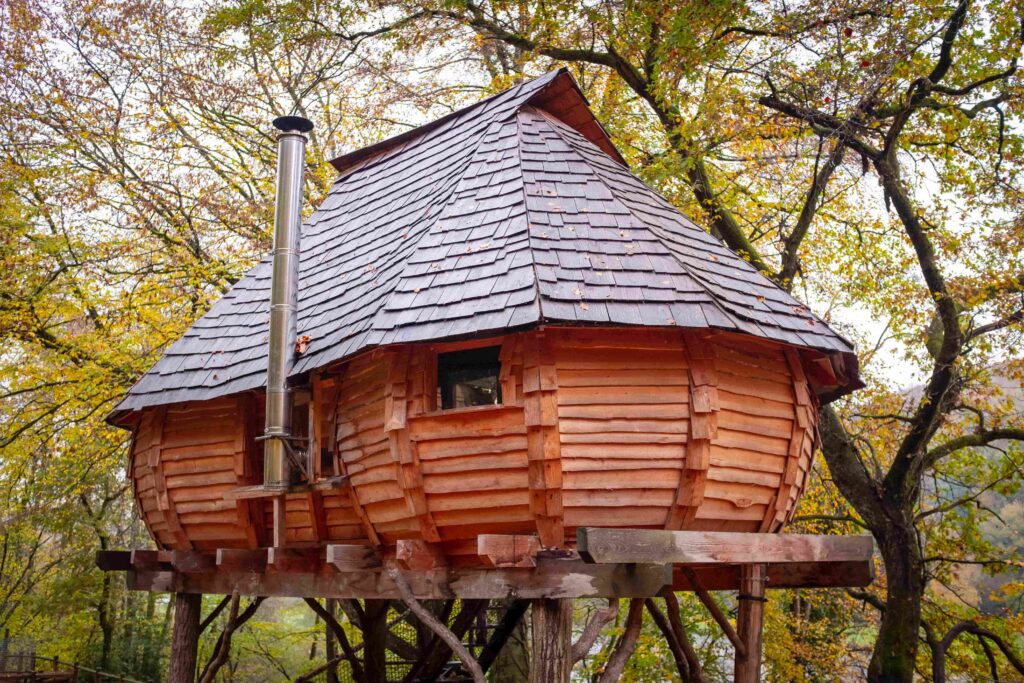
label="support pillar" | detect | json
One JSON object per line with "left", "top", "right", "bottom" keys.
{"left": 167, "top": 592, "right": 201, "bottom": 683}
{"left": 735, "top": 564, "right": 767, "bottom": 683}
{"left": 529, "top": 598, "right": 572, "bottom": 683}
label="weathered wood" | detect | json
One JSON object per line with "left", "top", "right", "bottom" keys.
{"left": 125, "top": 558, "right": 672, "bottom": 599}
{"left": 735, "top": 564, "right": 767, "bottom": 683}
{"left": 171, "top": 550, "right": 216, "bottom": 574}
{"left": 673, "top": 559, "right": 873, "bottom": 590}
{"left": 167, "top": 592, "right": 201, "bottom": 683}
{"left": 130, "top": 549, "right": 170, "bottom": 571}
{"left": 477, "top": 534, "right": 541, "bottom": 568}
{"left": 325, "top": 544, "right": 381, "bottom": 571}
{"left": 395, "top": 539, "right": 446, "bottom": 571}
{"left": 529, "top": 598, "right": 572, "bottom": 683}
{"left": 268, "top": 547, "right": 320, "bottom": 573}
{"left": 578, "top": 528, "right": 874, "bottom": 565}
{"left": 215, "top": 549, "right": 268, "bottom": 573}
{"left": 95, "top": 550, "right": 131, "bottom": 571}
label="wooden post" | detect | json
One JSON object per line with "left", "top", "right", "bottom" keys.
{"left": 735, "top": 564, "right": 767, "bottom": 683}
{"left": 272, "top": 495, "right": 287, "bottom": 548}
{"left": 529, "top": 598, "right": 572, "bottom": 683}
{"left": 167, "top": 593, "right": 202, "bottom": 683}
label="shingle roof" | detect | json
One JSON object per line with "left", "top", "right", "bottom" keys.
{"left": 111, "top": 69, "right": 859, "bottom": 419}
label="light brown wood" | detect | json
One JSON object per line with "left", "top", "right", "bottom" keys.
{"left": 128, "top": 327, "right": 834, "bottom": 557}
{"left": 477, "top": 534, "right": 542, "bottom": 568}
{"left": 395, "top": 539, "right": 447, "bottom": 571}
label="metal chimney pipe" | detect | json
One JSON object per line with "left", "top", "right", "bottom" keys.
{"left": 263, "top": 115, "right": 313, "bottom": 490}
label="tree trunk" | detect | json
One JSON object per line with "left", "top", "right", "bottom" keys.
{"left": 530, "top": 598, "right": 572, "bottom": 683}
{"left": 735, "top": 565, "right": 767, "bottom": 683}
{"left": 167, "top": 593, "right": 201, "bottom": 683}
{"left": 868, "top": 518, "right": 925, "bottom": 683}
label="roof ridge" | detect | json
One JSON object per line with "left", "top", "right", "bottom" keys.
{"left": 512, "top": 107, "right": 547, "bottom": 324}
{"left": 522, "top": 107, "right": 755, "bottom": 333}
{"left": 328, "top": 69, "right": 567, "bottom": 175}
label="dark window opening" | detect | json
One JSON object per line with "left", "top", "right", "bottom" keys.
{"left": 437, "top": 346, "right": 503, "bottom": 410}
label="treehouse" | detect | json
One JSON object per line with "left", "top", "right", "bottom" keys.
{"left": 107, "top": 69, "right": 861, "bottom": 568}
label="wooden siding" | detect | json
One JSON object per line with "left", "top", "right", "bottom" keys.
{"left": 129, "top": 327, "right": 821, "bottom": 554}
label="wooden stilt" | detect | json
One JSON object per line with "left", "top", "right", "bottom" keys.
{"left": 272, "top": 495, "right": 287, "bottom": 548}
{"left": 734, "top": 564, "right": 767, "bottom": 683}
{"left": 167, "top": 592, "right": 201, "bottom": 683}
{"left": 529, "top": 598, "right": 572, "bottom": 683}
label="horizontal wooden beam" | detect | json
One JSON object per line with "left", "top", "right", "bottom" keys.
{"left": 216, "top": 549, "right": 268, "bottom": 573}
{"left": 326, "top": 544, "right": 381, "bottom": 571}
{"left": 672, "top": 559, "right": 872, "bottom": 591}
{"left": 578, "top": 528, "right": 874, "bottom": 566}
{"left": 224, "top": 475, "right": 349, "bottom": 500}
{"left": 477, "top": 534, "right": 541, "bottom": 568}
{"left": 123, "top": 558, "right": 672, "bottom": 600}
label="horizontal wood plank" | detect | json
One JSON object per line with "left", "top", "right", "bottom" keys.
{"left": 577, "top": 528, "right": 874, "bottom": 566}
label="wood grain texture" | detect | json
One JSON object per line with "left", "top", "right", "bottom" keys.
{"left": 130, "top": 327, "right": 830, "bottom": 560}
{"left": 523, "top": 333, "right": 565, "bottom": 547}
{"left": 577, "top": 528, "right": 874, "bottom": 565}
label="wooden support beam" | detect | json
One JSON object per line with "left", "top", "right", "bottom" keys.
{"left": 224, "top": 476, "right": 349, "bottom": 500}
{"left": 477, "top": 534, "right": 541, "bottom": 568}
{"left": 673, "top": 560, "right": 873, "bottom": 591}
{"left": 395, "top": 539, "right": 446, "bottom": 571}
{"left": 124, "top": 558, "right": 672, "bottom": 600}
{"left": 216, "top": 549, "right": 268, "bottom": 573}
{"left": 95, "top": 550, "right": 131, "bottom": 571}
{"left": 130, "top": 549, "right": 170, "bottom": 571}
{"left": 268, "top": 547, "right": 320, "bottom": 573}
{"left": 326, "top": 544, "right": 381, "bottom": 572}
{"left": 734, "top": 564, "right": 767, "bottom": 683}
{"left": 578, "top": 528, "right": 874, "bottom": 566}
{"left": 171, "top": 551, "right": 216, "bottom": 574}
{"left": 271, "top": 495, "right": 287, "bottom": 549}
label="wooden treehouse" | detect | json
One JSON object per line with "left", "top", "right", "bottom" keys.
{"left": 99, "top": 69, "right": 873, "bottom": 683}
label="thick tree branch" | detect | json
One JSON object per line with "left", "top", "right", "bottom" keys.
{"left": 777, "top": 141, "right": 846, "bottom": 288}
{"left": 923, "top": 428, "right": 1024, "bottom": 468}
{"left": 596, "top": 598, "right": 644, "bottom": 683}
{"left": 571, "top": 598, "right": 618, "bottom": 663}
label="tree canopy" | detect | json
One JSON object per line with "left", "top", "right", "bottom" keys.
{"left": 1, "top": 0, "right": 1022, "bottom": 680}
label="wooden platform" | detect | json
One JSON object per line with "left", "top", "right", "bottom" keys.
{"left": 96, "top": 529, "right": 874, "bottom": 599}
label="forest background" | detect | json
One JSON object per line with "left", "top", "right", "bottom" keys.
{"left": 1, "top": 0, "right": 1023, "bottom": 680}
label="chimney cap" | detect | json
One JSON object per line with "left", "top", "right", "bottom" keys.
{"left": 273, "top": 116, "right": 314, "bottom": 134}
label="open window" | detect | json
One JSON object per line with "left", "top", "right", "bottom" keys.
{"left": 437, "top": 346, "right": 503, "bottom": 410}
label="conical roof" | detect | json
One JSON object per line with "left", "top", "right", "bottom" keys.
{"left": 112, "top": 69, "right": 859, "bottom": 418}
